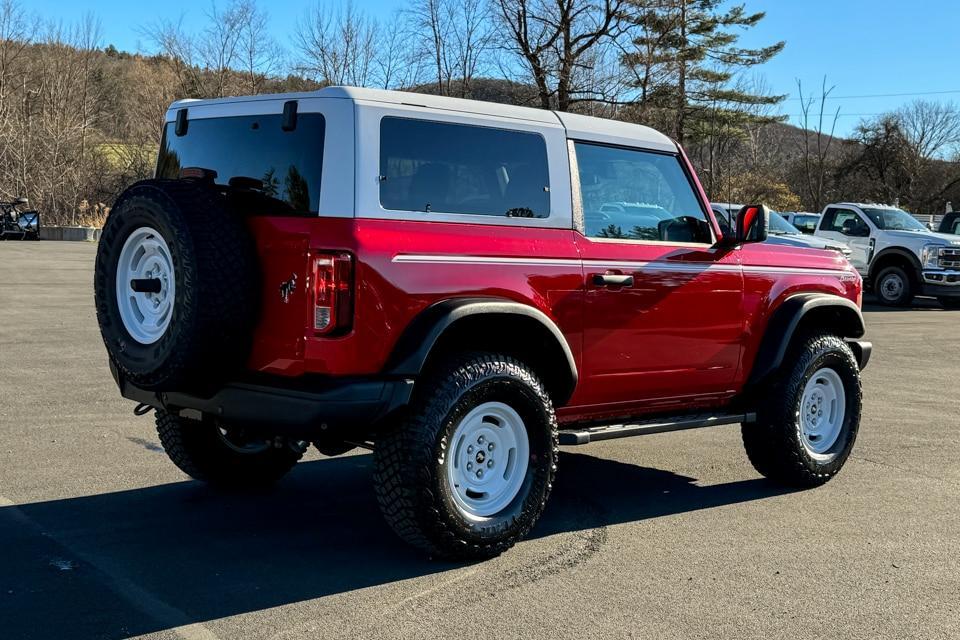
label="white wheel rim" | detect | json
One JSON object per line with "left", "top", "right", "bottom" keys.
{"left": 115, "top": 226, "right": 176, "bottom": 345}
{"left": 880, "top": 273, "right": 904, "bottom": 300}
{"left": 445, "top": 401, "right": 530, "bottom": 519}
{"left": 799, "top": 367, "right": 846, "bottom": 455}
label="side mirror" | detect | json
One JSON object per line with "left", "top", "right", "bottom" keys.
{"left": 734, "top": 204, "right": 770, "bottom": 244}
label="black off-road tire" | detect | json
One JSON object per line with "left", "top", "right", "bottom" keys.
{"left": 94, "top": 180, "right": 259, "bottom": 391}
{"left": 873, "top": 265, "right": 914, "bottom": 306}
{"left": 742, "top": 333, "right": 862, "bottom": 487}
{"left": 937, "top": 296, "right": 960, "bottom": 309}
{"left": 155, "top": 410, "right": 303, "bottom": 488}
{"left": 373, "top": 354, "right": 558, "bottom": 560}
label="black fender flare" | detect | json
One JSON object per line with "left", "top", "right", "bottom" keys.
{"left": 385, "top": 297, "right": 579, "bottom": 403}
{"left": 748, "top": 293, "right": 865, "bottom": 386}
{"left": 869, "top": 247, "right": 923, "bottom": 282}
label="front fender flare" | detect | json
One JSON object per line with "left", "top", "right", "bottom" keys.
{"left": 748, "top": 294, "right": 865, "bottom": 386}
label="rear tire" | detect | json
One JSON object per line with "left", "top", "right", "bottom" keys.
{"left": 373, "top": 354, "right": 558, "bottom": 560}
{"left": 873, "top": 265, "right": 914, "bottom": 306}
{"left": 155, "top": 410, "right": 303, "bottom": 488}
{"left": 742, "top": 333, "right": 862, "bottom": 487}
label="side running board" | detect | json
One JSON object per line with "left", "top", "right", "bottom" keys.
{"left": 558, "top": 412, "right": 755, "bottom": 446}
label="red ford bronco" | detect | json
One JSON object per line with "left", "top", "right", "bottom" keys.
{"left": 94, "top": 87, "right": 871, "bottom": 559}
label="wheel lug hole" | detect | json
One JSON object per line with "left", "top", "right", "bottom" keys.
{"left": 467, "top": 462, "right": 473, "bottom": 470}
{"left": 476, "top": 469, "right": 483, "bottom": 478}
{"left": 467, "top": 445, "right": 473, "bottom": 454}
{"left": 487, "top": 459, "right": 494, "bottom": 468}
{"left": 478, "top": 435, "right": 485, "bottom": 444}
{"left": 487, "top": 442, "right": 494, "bottom": 451}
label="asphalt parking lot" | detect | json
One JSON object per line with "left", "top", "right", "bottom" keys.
{"left": 1, "top": 241, "right": 958, "bottom": 640}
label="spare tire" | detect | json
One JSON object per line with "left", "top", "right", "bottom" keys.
{"left": 94, "top": 179, "right": 259, "bottom": 391}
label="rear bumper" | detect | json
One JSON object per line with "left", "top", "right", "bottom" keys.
{"left": 111, "top": 361, "right": 414, "bottom": 437}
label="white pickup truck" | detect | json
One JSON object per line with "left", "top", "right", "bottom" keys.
{"left": 814, "top": 203, "right": 960, "bottom": 308}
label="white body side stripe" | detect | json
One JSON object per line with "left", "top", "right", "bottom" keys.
{"left": 392, "top": 254, "right": 853, "bottom": 278}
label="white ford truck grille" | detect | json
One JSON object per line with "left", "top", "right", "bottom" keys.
{"left": 941, "top": 248, "right": 960, "bottom": 269}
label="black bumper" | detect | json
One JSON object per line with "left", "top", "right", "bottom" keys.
{"left": 111, "top": 362, "right": 414, "bottom": 437}
{"left": 848, "top": 340, "right": 872, "bottom": 370}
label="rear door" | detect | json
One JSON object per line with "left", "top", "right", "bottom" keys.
{"left": 569, "top": 141, "right": 743, "bottom": 415}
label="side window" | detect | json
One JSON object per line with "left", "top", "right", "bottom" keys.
{"left": 575, "top": 142, "right": 711, "bottom": 244}
{"left": 379, "top": 117, "right": 550, "bottom": 217}
{"left": 822, "top": 208, "right": 867, "bottom": 234}
{"left": 953, "top": 218, "right": 960, "bottom": 235}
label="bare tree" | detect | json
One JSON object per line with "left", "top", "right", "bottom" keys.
{"left": 295, "top": 1, "right": 379, "bottom": 87}
{"left": 493, "top": 0, "right": 626, "bottom": 111}
{"left": 199, "top": 1, "right": 248, "bottom": 98}
{"left": 407, "top": 0, "right": 494, "bottom": 97}
{"left": 797, "top": 77, "right": 841, "bottom": 211}
{"left": 236, "top": 0, "right": 282, "bottom": 94}
{"left": 896, "top": 99, "right": 960, "bottom": 161}
{"left": 144, "top": 16, "right": 206, "bottom": 96}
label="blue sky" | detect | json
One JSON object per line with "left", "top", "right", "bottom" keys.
{"left": 27, "top": 0, "right": 960, "bottom": 137}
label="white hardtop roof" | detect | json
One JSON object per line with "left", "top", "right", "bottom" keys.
{"left": 168, "top": 86, "right": 676, "bottom": 151}
{"left": 832, "top": 202, "right": 902, "bottom": 209}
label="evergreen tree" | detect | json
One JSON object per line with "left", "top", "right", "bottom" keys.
{"left": 623, "top": 0, "right": 785, "bottom": 144}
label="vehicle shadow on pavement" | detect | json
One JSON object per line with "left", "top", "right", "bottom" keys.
{"left": 0, "top": 452, "right": 790, "bottom": 639}
{"left": 862, "top": 295, "right": 945, "bottom": 312}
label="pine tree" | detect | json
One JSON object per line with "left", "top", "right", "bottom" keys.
{"left": 623, "top": 0, "right": 785, "bottom": 144}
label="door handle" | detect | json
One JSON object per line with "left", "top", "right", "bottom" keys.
{"left": 593, "top": 273, "right": 634, "bottom": 287}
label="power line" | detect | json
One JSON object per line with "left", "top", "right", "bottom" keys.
{"left": 786, "top": 89, "right": 960, "bottom": 101}
{"left": 784, "top": 113, "right": 884, "bottom": 117}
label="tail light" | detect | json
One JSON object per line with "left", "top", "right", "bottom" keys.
{"left": 311, "top": 252, "right": 353, "bottom": 335}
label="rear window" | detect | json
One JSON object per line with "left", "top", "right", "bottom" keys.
{"left": 378, "top": 117, "right": 550, "bottom": 218}
{"left": 156, "top": 113, "right": 325, "bottom": 214}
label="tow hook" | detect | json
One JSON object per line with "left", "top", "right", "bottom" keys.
{"left": 133, "top": 403, "right": 154, "bottom": 416}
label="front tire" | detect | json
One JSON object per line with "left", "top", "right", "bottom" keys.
{"left": 373, "top": 354, "right": 558, "bottom": 560}
{"left": 874, "top": 265, "right": 914, "bottom": 306}
{"left": 742, "top": 333, "right": 862, "bottom": 487}
{"left": 156, "top": 410, "right": 304, "bottom": 488}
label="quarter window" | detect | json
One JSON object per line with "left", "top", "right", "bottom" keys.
{"left": 574, "top": 142, "right": 711, "bottom": 243}
{"left": 379, "top": 117, "right": 551, "bottom": 217}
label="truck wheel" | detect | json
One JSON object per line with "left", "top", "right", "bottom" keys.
{"left": 94, "top": 180, "right": 258, "bottom": 392}
{"left": 937, "top": 297, "right": 960, "bottom": 309}
{"left": 874, "top": 265, "right": 913, "bottom": 306}
{"left": 742, "top": 333, "right": 861, "bottom": 487}
{"left": 373, "top": 354, "right": 558, "bottom": 559}
{"left": 155, "top": 410, "right": 304, "bottom": 488}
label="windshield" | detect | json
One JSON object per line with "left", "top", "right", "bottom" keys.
{"left": 768, "top": 212, "right": 801, "bottom": 235}
{"left": 861, "top": 207, "right": 928, "bottom": 232}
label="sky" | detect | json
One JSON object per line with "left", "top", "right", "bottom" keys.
{"left": 25, "top": 0, "right": 960, "bottom": 137}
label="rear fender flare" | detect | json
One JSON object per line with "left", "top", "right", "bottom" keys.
{"left": 385, "top": 298, "right": 579, "bottom": 405}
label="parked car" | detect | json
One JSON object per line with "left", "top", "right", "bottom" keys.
{"left": 814, "top": 202, "right": 960, "bottom": 308}
{"left": 782, "top": 212, "right": 821, "bottom": 234}
{"left": 93, "top": 87, "right": 871, "bottom": 559}
{"left": 938, "top": 211, "right": 960, "bottom": 236}
{"left": 711, "top": 204, "right": 851, "bottom": 256}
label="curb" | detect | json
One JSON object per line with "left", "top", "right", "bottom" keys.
{"left": 39, "top": 226, "right": 102, "bottom": 242}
